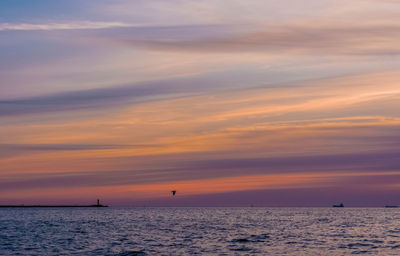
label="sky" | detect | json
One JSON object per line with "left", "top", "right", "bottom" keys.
{"left": 1, "top": 0, "right": 400, "bottom": 206}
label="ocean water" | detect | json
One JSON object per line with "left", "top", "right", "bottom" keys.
{"left": 1, "top": 207, "right": 400, "bottom": 255}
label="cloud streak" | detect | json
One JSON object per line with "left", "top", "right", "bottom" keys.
{"left": 1, "top": 146, "right": 400, "bottom": 192}
{"left": 0, "top": 21, "right": 138, "bottom": 31}
{"left": 0, "top": 143, "right": 156, "bottom": 158}
{"left": 121, "top": 24, "right": 400, "bottom": 56}
{"left": 2, "top": 0, "right": 400, "bottom": 205}
{"left": 0, "top": 75, "right": 211, "bottom": 117}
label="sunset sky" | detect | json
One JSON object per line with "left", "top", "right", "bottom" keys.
{"left": 1, "top": 0, "right": 400, "bottom": 206}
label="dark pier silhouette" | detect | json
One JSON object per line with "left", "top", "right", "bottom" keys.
{"left": 0, "top": 199, "right": 108, "bottom": 208}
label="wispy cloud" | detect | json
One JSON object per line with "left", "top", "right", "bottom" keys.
{"left": 0, "top": 75, "right": 209, "bottom": 117}
{"left": 110, "top": 23, "right": 400, "bottom": 56}
{"left": 0, "top": 67, "right": 307, "bottom": 117}
{"left": 2, "top": 0, "right": 400, "bottom": 205}
{"left": 0, "top": 143, "right": 155, "bottom": 158}
{"left": 0, "top": 21, "right": 137, "bottom": 31}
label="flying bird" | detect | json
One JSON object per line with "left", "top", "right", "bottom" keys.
{"left": 171, "top": 190, "right": 176, "bottom": 196}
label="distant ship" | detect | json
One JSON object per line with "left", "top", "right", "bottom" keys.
{"left": 385, "top": 205, "right": 398, "bottom": 208}
{"left": 333, "top": 203, "right": 344, "bottom": 208}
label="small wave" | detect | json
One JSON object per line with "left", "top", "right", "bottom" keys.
{"left": 117, "top": 250, "right": 146, "bottom": 256}
{"left": 363, "top": 239, "right": 383, "bottom": 244}
{"left": 231, "top": 238, "right": 250, "bottom": 243}
{"left": 230, "top": 246, "right": 252, "bottom": 252}
{"left": 347, "top": 243, "right": 373, "bottom": 248}
{"left": 231, "top": 234, "right": 270, "bottom": 243}
{"left": 351, "top": 250, "right": 371, "bottom": 255}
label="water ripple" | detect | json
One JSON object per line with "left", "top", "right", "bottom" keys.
{"left": 0, "top": 207, "right": 400, "bottom": 255}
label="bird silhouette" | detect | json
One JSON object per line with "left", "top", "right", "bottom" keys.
{"left": 171, "top": 190, "right": 176, "bottom": 196}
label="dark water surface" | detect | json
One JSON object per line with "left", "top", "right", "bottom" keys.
{"left": 1, "top": 207, "right": 400, "bottom": 255}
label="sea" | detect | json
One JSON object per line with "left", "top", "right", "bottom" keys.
{"left": 1, "top": 207, "right": 400, "bottom": 255}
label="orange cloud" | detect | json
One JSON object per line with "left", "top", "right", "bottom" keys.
{"left": 2, "top": 171, "right": 400, "bottom": 203}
